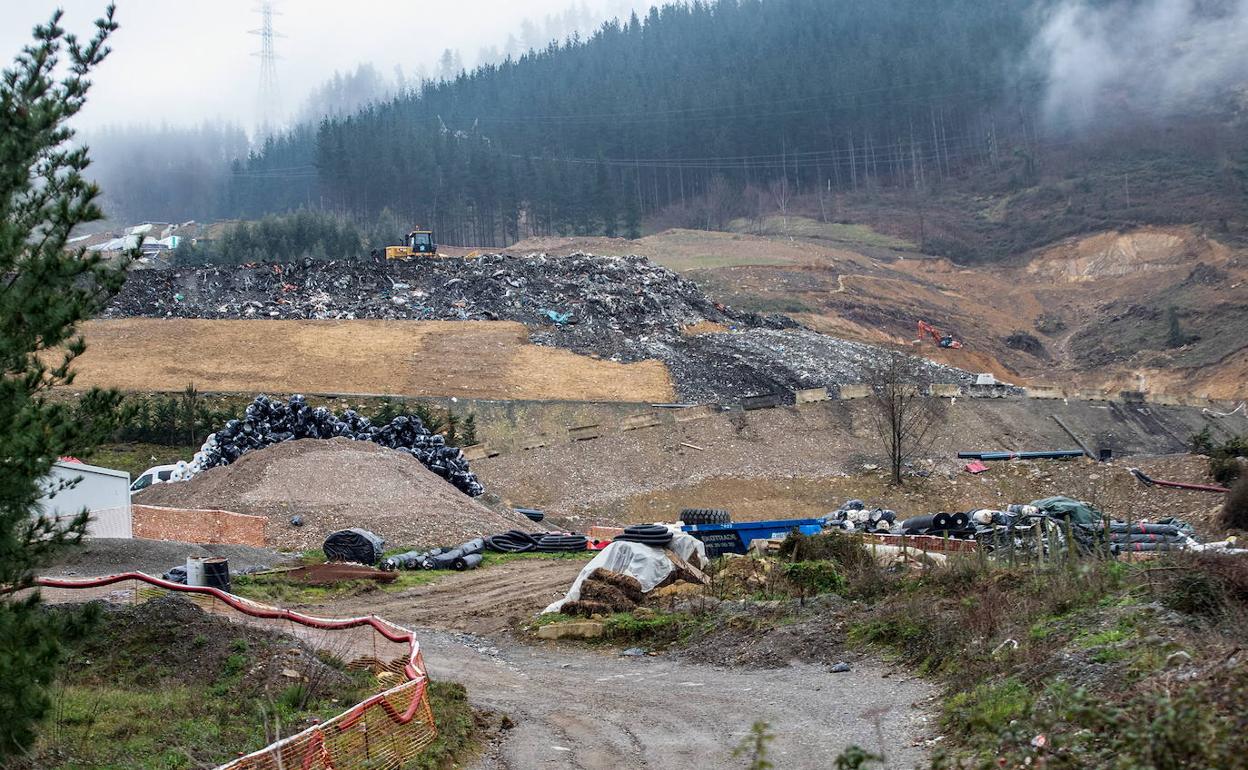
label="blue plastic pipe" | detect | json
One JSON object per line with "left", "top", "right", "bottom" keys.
{"left": 956, "top": 450, "right": 1085, "bottom": 461}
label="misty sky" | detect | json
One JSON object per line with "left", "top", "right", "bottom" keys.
{"left": 1, "top": 0, "right": 657, "bottom": 130}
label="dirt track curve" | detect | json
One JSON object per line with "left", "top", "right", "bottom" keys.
{"left": 309, "top": 559, "right": 935, "bottom": 769}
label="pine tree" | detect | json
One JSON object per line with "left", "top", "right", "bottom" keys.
{"left": 0, "top": 6, "right": 129, "bottom": 756}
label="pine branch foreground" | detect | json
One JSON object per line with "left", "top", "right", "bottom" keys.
{"left": 0, "top": 5, "right": 132, "bottom": 756}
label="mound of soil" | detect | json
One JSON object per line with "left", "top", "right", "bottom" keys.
{"left": 55, "top": 594, "right": 359, "bottom": 696}
{"left": 43, "top": 538, "right": 287, "bottom": 578}
{"left": 135, "top": 437, "right": 538, "bottom": 550}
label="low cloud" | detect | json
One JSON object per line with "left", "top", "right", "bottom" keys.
{"left": 1033, "top": 0, "right": 1248, "bottom": 128}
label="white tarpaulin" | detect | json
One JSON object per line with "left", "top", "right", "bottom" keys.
{"left": 543, "top": 531, "right": 706, "bottom": 614}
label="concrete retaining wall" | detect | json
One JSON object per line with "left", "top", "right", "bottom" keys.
{"left": 132, "top": 504, "right": 266, "bottom": 547}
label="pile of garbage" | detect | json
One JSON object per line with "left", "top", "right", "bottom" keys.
{"left": 184, "top": 394, "right": 482, "bottom": 496}
{"left": 104, "top": 253, "right": 772, "bottom": 347}
{"left": 102, "top": 254, "right": 974, "bottom": 403}
{"left": 545, "top": 527, "right": 709, "bottom": 615}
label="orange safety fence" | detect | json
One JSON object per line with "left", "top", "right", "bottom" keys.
{"left": 35, "top": 572, "right": 438, "bottom": 770}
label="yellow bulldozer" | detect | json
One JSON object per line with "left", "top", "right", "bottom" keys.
{"left": 373, "top": 229, "right": 437, "bottom": 260}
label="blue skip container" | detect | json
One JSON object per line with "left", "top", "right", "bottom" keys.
{"left": 682, "top": 518, "right": 825, "bottom": 557}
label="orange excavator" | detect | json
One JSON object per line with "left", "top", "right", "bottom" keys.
{"left": 916, "top": 320, "right": 963, "bottom": 349}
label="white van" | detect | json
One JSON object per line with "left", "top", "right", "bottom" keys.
{"left": 130, "top": 464, "right": 181, "bottom": 494}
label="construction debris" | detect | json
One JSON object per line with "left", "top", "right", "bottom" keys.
{"left": 545, "top": 531, "right": 708, "bottom": 614}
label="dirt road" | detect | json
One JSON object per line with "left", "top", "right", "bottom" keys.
{"left": 312, "top": 557, "right": 589, "bottom": 635}
{"left": 308, "top": 558, "right": 934, "bottom": 768}
{"left": 419, "top": 628, "right": 934, "bottom": 769}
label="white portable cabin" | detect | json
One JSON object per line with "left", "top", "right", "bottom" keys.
{"left": 39, "top": 461, "right": 133, "bottom": 538}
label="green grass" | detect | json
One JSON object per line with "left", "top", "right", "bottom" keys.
{"left": 233, "top": 550, "right": 593, "bottom": 605}
{"left": 87, "top": 442, "right": 199, "bottom": 478}
{"left": 943, "top": 678, "right": 1034, "bottom": 737}
{"left": 27, "top": 681, "right": 354, "bottom": 770}
{"left": 726, "top": 215, "right": 915, "bottom": 250}
{"left": 531, "top": 609, "right": 710, "bottom": 647}
{"left": 408, "top": 681, "right": 483, "bottom": 770}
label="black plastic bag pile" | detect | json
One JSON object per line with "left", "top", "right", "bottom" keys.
{"left": 483, "top": 530, "right": 588, "bottom": 553}
{"left": 190, "top": 394, "right": 483, "bottom": 496}
{"left": 323, "top": 528, "right": 386, "bottom": 565}
{"left": 382, "top": 537, "right": 486, "bottom": 571}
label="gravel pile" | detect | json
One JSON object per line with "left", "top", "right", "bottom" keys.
{"left": 190, "top": 394, "right": 482, "bottom": 496}
{"left": 42, "top": 539, "right": 288, "bottom": 577}
{"left": 103, "top": 253, "right": 972, "bottom": 402}
{"left": 135, "top": 438, "right": 539, "bottom": 550}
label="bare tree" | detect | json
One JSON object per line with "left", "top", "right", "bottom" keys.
{"left": 701, "top": 174, "right": 738, "bottom": 231}
{"left": 769, "top": 177, "right": 792, "bottom": 229}
{"left": 865, "top": 353, "right": 944, "bottom": 485}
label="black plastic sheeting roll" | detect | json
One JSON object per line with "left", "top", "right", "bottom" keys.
{"left": 515, "top": 507, "right": 546, "bottom": 522}
{"left": 196, "top": 395, "right": 483, "bottom": 497}
{"left": 1108, "top": 533, "right": 1186, "bottom": 544}
{"left": 323, "top": 528, "right": 386, "bottom": 565}
{"left": 900, "top": 512, "right": 974, "bottom": 537}
{"left": 382, "top": 537, "right": 488, "bottom": 571}
{"left": 1109, "top": 523, "right": 1182, "bottom": 536}
{"left": 614, "top": 524, "right": 674, "bottom": 547}
{"left": 900, "top": 514, "right": 938, "bottom": 534}
{"left": 455, "top": 553, "right": 484, "bottom": 570}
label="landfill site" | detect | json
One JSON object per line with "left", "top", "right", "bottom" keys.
{"left": 37, "top": 248, "right": 1248, "bottom": 770}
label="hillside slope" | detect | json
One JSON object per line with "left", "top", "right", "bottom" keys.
{"left": 511, "top": 223, "right": 1248, "bottom": 399}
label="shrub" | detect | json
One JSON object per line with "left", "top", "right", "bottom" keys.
{"left": 782, "top": 560, "right": 845, "bottom": 595}
{"left": 1221, "top": 474, "right": 1248, "bottom": 529}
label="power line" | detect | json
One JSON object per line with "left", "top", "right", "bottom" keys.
{"left": 250, "top": 1, "right": 285, "bottom": 131}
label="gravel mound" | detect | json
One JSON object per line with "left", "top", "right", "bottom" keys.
{"left": 43, "top": 539, "right": 288, "bottom": 578}
{"left": 100, "top": 254, "right": 973, "bottom": 402}
{"left": 135, "top": 437, "right": 537, "bottom": 550}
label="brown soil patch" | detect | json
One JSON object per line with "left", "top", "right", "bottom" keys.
{"left": 280, "top": 563, "right": 398, "bottom": 585}
{"left": 307, "top": 556, "right": 589, "bottom": 635}
{"left": 70, "top": 318, "right": 675, "bottom": 402}
{"left": 474, "top": 399, "right": 1240, "bottom": 538}
{"left": 135, "top": 438, "right": 538, "bottom": 550}
{"left": 681, "top": 319, "right": 730, "bottom": 335}
{"left": 610, "top": 455, "right": 1228, "bottom": 538}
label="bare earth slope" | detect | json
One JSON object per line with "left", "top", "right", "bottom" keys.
{"left": 516, "top": 224, "right": 1248, "bottom": 399}
{"left": 70, "top": 318, "right": 676, "bottom": 402}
